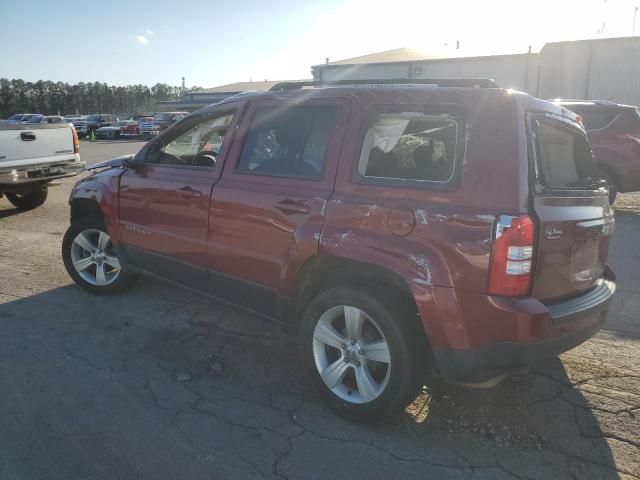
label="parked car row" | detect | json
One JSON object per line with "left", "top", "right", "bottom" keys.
{"left": 1, "top": 112, "right": 190, "bottom": 140}
{"left": 0, "top": 113, "right": 72, "bottom": 125}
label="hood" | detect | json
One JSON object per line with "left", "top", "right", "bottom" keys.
{"left": 86, "top": 154, "right": 134, "bottom": 171}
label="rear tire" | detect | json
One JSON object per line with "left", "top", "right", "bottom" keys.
{"left": 300, "top": 286, "right": 425, "bottom": 422}
{"left": 62, "top": 216, "right": 137, "bottom": 295}
{"left": 6, "top": 184, "right": 48, "bottom": 210}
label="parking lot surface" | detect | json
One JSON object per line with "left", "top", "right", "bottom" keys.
{"left": 1, "top": 141, "right": 639, "bottom": 480}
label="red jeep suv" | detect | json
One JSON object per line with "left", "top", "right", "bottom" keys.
{"left": 553, "top": 100, "right": 640, "bottom": 203}
{"left": 62, "top": 80, "right": 616, "bottom": 421}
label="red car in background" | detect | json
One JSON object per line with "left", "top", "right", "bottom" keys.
{"left": 139, "top": 112, "right": 188, "bottom": 137}
{"left": 554, "top": 100, "right": 640, "bottom": 203}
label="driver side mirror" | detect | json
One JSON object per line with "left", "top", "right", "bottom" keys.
{"left": 122, "top": 155, "right": 142, "bottom": 168}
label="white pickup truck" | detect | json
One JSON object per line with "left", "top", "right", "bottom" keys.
{"left": 0, "top": 123, "right": 84, "bottom": 210}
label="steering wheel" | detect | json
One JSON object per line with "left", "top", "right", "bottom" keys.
{"left": 193, "top": 150, "right": 218, "bottom": 168}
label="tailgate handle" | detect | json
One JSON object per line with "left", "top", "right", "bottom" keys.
{"left": 273, "top": 199, "right": 310, "bottom": 215}
{"left": 20, "top": 131, "right": 36, "bottom": 141}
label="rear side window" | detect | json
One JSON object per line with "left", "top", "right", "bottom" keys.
{"left": 534, "top": 120, "right": 596, "bottom": 189}
{"left": 358, "top": 114, "right": 457, "bottom": 182}
{"left": 237, "top": 106, "right": 336, "bottom": 178}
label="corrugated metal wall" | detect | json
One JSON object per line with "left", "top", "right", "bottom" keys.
{"left": 314, "top": 37, "right": 640, "bottom": 105}
{"left": 538, "top": 37, "right": 640, "bottom": 105}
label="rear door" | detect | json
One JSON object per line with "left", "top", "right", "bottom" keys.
{"left": 528, "top": 114, "right": 614, "bottom": 301}
{"left": 207, "top": 98, "right": 350, "bottom": 314}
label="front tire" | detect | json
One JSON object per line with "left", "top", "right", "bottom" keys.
{"left": 6, "top": 184, "right": 48, "bottom": 210}
{"left": 62, "top": 216, "right": 137, "bottom": 294}
{"left": 300, "top": 287, "right": 425, "bottom": 422}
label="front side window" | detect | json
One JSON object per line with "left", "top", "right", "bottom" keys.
{"left": 534, "top": 120, "right": 596, "bottom": 189}
{"left": 237, "top": 106, "right": 336, "bottom": 178}
{"left": 358, "top": 114, "right": 457, "bottom": 182}
{"left": 146, "top": 112, "right": 235, "bottom": 168}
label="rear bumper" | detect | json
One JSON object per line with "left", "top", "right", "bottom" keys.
{"left": 0, "top": 157, "right": 85, "bottom": 187}
{"left": 427, "top": 276, "right": 616, "bottom": 383}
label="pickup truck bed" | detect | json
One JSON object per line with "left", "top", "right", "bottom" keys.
{"left": 0, "top": 123, "right": 84, "bottom": 210}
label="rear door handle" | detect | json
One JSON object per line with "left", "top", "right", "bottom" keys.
{"left": 20, "top": 132, "right": 36, "bottom": 141}
{"left": 273, "top": 199, "right": 310, "bottom": 214}
{"left": 176, "top": 186, "right": 202, "bottom": 199}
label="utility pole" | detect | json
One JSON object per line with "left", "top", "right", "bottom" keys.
{"left": 634, "top": 6, "right": 639, "bottom": 34}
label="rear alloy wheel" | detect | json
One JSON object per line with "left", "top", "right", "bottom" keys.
{"left": 62, "top": 217, "right": 137, "bottom": 294}
{"left": 301, "top": 287, "right": 424, "bottom": 421}
{"left": 6, "top": 184, "right": 48, "bottom": 210}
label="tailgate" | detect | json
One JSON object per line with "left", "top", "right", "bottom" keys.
{"left": 0, "top": 124, "right": 74, "bottom": 167}
{"left": 529, "top": 114, "right": 614, "bottom": 301}
{"left": 532, "top": 194, "right": 614, "bottom": 301}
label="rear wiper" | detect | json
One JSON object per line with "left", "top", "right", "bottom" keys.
{"left": 565, "top": 177, "right": 607, "bottom": 189}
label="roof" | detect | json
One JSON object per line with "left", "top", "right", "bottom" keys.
{"left": 188, "top": 80, "right": 310, "bottom": 95}
{"left": 315, "top": 47, "right": 534, "bottom": 68}
{"left": 320, "top": 48, "right": 451, "bottom": 66}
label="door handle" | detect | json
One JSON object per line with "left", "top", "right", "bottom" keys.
{"left": 176, "top": 186, "right": 202, "bottom": 199}
{"left": 20, "top": 131, "right": 36, "bottom": 141}
{"left": 273, "top": 199, "right": 310, "bottom": 214}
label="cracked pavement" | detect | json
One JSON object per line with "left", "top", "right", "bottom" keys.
{"left": 0, "top": 141, "right": 639, "bottom": 479}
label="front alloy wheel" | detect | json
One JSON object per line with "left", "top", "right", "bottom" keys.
{"left": 62, "top": 216, "right": 137, "bottom": 294}
{"left": 70, "top": 229, "right": 121, "bottom": 286}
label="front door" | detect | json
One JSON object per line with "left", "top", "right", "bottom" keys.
{"left": 207, "top": 98, "right": 350, "bottom": 314}
{"left": 118, "top": 109, "right": 238, "bottom": 289}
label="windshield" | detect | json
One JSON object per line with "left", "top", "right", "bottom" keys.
{"left": 86, "top": 115, "right": 100, "bottom": 122}
{"left": 154, "top": 113, "right": 172, "bottom": 121}
{"left": 8, "top": 114, "right": 23, "bottom": 120}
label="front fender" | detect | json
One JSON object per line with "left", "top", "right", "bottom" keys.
{"left": 69, "top": 169, "right": 122, "bottom": 243}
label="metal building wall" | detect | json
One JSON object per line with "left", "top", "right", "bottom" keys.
{"left": 410, "top": 54, "right": 539, "bottom": 93}
{"left": 538, "top": 37, "right": 640, "bottom": 105}
{"left": 314, "top": 37, "right": 640, "bottom": 105}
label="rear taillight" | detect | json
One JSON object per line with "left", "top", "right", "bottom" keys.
{"left": 489, "top": 215, "right": 535, "bottom": 296}
{"left": 72, "top": 126, "right": 80, "bottom": 154}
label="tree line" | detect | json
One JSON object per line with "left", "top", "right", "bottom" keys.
{"left": 0, "top": 79, "right": 195, "bottom": 117}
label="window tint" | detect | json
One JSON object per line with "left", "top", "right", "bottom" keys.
{"left": 534, "top": 120, "right": 596, "bottom": 189}
{"left": 358, "top": 114, "right": 457, "bottom": 182}
{"left": 237, "top": 106, "right": 336, "bottom": 178}
{"left": 146, "top": 112, "right": 234, "bottom": 168}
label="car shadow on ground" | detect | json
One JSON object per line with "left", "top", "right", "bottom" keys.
{"left": 0, "top": 205, "right": 22, "bottom": 219}
{"left": 0, "top": 280, "right": 628, "bottom": 479}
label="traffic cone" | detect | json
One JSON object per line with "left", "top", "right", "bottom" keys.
{"left": 90, "top": 130, "right": 96, "bottom": 142}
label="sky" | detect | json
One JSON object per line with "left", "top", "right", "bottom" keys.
{"left": 0, "top": 0, "right": 638, "bottom": 88}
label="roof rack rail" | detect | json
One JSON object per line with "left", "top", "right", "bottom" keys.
{"left": 269, "top": 78, "right": 500, "bottom": 91}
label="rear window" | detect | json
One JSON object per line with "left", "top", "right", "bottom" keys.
{"left": 533, "top": 120, "right": 596, "bottom": 189}
{"left": 566, "top": 106, "right": 618, "bottom": 131}
{"left": 358, "top": 114, "right": 457, "bottom": 182}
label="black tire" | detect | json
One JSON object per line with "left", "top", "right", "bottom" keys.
{"left": 6, "top": 184, "right": 48, "bottom": 210}
{"left": 62, "top": 216, "right": 137, "bottom": 295}
{"left": 300, "top": 286, "right": 425, "bottom": 422}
